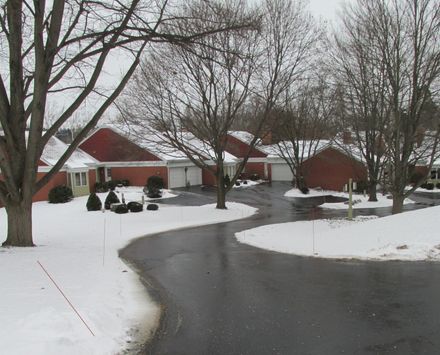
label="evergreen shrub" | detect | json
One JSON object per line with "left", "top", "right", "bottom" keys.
{"left": 86, "top": 192, "right": 102, "bottom": 211}
{"left": 48, "top": 185, "right": 73, "bottom": 204}
{"left": 105, "top": 190, "right": 120, "bottom": 209}
{"left": 114, "top": 204, "right": 128, "bottom": 214}
{"left": 127, "top": 201, "right": 143, "bottom": 212}
{"left": 147, "top": 203, "right": 159, "bottom": 211}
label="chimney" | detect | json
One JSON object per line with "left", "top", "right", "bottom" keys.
{"left": 261, "top": 131, "right": 272, "bottom": 145}
{"left": 342, "top": 131, "right": 353, "bottom": 145}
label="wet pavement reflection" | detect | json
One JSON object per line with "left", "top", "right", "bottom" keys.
{"left": 120, "top": 182, "right": 440, "bottom": 355}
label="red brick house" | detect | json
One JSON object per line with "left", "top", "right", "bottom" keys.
{"left": 266, "top": 141, "right": 368, "bottom": 191}
{"left": 18, "top": 136, "right": 98, "bottom": 203}
{"left": 80, "top": 126, "right": 206, "bottom": 188}
{"left": 226, "top": 131, "right": 268, "bottom": 179}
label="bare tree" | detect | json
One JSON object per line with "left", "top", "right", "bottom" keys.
{"left": 0, "top": 0, "right": 254, "bottom": 247}
{"left": 331, "top": 0, "right": 391, "bottom": 201}
{"left": 120, "top": 0, "right": 259, "bottom": 209}
{"left": 362, "top": 0, "right": 439, "bottom": 213}
{"left": 120, "top": 0, "right": 321, "bottom": 208}
{"left": 271, "top": 78, "right": 335, "bottom": 191}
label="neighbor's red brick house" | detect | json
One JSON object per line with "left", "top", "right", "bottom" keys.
{"left": 301, "top": 146, "right": 367, "bottom": 191}
{"left": 225, "top": 131, "right": 268, "bottom": 179}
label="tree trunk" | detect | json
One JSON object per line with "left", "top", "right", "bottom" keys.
{"left": 368, "top": 183, "right": 378, "bottom": 202}
{"left": 216, "top": 174, "right": 227, "bottom": 209}
{"left": 2, "top": 199, "right": 34, "bottom": 247}
{"left": 391, "top": 194, "right": 405, "bottom": 215}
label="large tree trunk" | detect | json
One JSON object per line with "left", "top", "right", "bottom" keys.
{"left": 216, "top": 173, "right": 227, "bottom": 209}
{"left": 368, "top": 183, "right": 378, "bottom": 202}
{"left": 391, "top": 194, "right": 405, "bottom": 215}
{"left": 2, "top": 199, "right": 34, "bottom": 247}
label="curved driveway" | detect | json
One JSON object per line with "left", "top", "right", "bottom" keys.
{"left": 121, "top": 183, "right": 440, "bottom": 355}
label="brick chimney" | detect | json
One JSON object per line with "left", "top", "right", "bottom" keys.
{"left": 261, "top": 131, "right": 272, "bottom": 145}
{"left": 342, "top": 131, "right": 353, "bottom": 145}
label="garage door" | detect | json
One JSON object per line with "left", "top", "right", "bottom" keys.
{"left": 271, "top": 164, "right": 293, "bottom": 181}
{"left": 169, "top": 166, "right": 202, "bottom": 188}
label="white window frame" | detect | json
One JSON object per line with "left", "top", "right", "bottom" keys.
{"left": 73, "top": 171, "right": 88, "bottom": 187}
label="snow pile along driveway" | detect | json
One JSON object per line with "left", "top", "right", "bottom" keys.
{"left": 236, "top": 205, "right": 440, "bottom": 261}
{"left": 284, "top": 188, "right": 414, "bottom": 209}
{"left": 0, "top": 195, "right": 256, "bottom": 355}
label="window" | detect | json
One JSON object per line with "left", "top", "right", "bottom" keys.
{"left": 74, "top": 172, "right": 88, "bottom": 186}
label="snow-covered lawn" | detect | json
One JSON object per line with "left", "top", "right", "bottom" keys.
{"left": 284, "top": 188, "right": 414, "bottom": 209}
{"left": 415, "top": 187, "right": 440, "bottom": 194}
{"left": 236, "top": 206, "right": 440, "bottom": 261}
{"left": 0, "top": 194, "right": 256, "bottom": 355}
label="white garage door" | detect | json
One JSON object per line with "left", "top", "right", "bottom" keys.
{"left": 271, "top": 164, "right": 293, "bottom": 181}
{"left": 169, "top": 166, "right": 202, "bottom": 188}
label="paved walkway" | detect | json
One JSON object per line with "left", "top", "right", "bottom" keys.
{"left": 121, "top": 183, "right": 440, "bottom": 355}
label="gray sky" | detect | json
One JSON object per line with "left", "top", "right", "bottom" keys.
{"left": 308, "top": 0, "right": 347, "bottom": 21}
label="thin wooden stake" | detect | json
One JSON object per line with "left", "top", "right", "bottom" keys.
{"left": 37, "top": 261, "right": 95, "bottom": 337}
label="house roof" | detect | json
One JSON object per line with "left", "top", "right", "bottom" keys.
{"left": 106, "top": 124, "right": 239, "bottom": 164}
{"left": 42, "top": 136, "right": 98, "bottom": 170}
{"left": 228, "top": 131, "right": 267, "bottom": 155}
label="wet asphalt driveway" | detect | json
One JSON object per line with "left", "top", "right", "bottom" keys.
{"left": 120, "top": 183, "right": 440, "bottom": 355}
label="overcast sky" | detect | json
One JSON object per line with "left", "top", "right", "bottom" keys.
{"left": 308, "top": 0, "right": 348, "bottom": 21}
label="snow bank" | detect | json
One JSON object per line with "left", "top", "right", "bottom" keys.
{"left": 236, "top": 205, "right": 440, "bottom": 261}
{"left": 284, "top": 188, "right": 414, "bottom": 209}
{"left": 0, "top": 196, "right": 256, "bottom": 355}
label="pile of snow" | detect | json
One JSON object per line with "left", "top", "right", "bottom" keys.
{"left": 113, "top": 186, "right": 177, "bottom": 202}
{"left": 284, "top": 188, "right": 345, "bottom": 198}
{"left": 0, "top": 196, "right": 256, "bottom": 355}
{"left": 284, "top": 188, "right": 414, "bottom": 209}
{"left": 233, "top": 179, "right": 264, "bottom": 189}
{"left": 415, "top": 187, "right": 440, "bottom": 194}
{"left": 236, "top": 206, "right": 440, "bottom": 261}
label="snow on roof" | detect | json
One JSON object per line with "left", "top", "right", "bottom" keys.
{"left": 228, "top": 131, "right": 267, "bottom": 154}
{"left": 42, "top": 136, "right": 97, "bottom": 169}
{"left": 265, "top": 139, "right": 331, "bottom": 159}
{"left": 104, "top": 124, "right": 239, "bottom": 164}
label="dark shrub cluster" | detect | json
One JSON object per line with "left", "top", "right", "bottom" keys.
{"left": 242, "top": 180, "right": 248, "bottom": 185}
{"left": 249, "top": 173, "right": 260, "bottom": 181}
{"left": 144, "top": 176, "right": 164, "bottom": 198}
{"left": 235, "top": 181, "right": 240, "bottom": 186}
{"left": 95, "top": 179, "right": 130, "bottom": 193}
{"left": 410, "top": 172, "right": 426, "bottom": 185}
{"left": 425, "top": 183, "right": 435, "bottom": 190}
{"left": 147, "top": 203, "right": 159, "bottom": 211}
{"left": 300, "top": 186, "right": 310, "bottom": 194}
{"left": 127, "top": 201, "right": 143, "bottom": 212}
{"left": 104, "top": 191, "right": 120, "bottom": 209}
{"left": 114, "top": 204, "right": 129, "bottom": 214}
{"left": 48, "top": 185, "right": 73, "bottom": 204}
{"left": 86, "top": 193, "right": 102, "bottom": 211}
{"left": 436, "top": 182, "right": 440, "bottom": 189}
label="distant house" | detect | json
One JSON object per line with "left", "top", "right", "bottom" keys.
{"left": 225, "top": 131, "right": 269, "bottom": 179}
{"left": 265, "top": 140, "right": 368, "bottom": 191}
{"left": 32, "top": 136, "right": 97, "bottom": 202}
{"left": 80, "top": 126, "right": 208, "bottom": 189}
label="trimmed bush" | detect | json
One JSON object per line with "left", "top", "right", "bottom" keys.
{"left": 147, "top": 175, "right": 164, "bottom": 190}
{"left": 410, "top": 172, "right": 425, "bottom": 185}
{"left": 300, "top": 186, "right": 310, "bottom": 194}
{"left": 127, "top": 201, "right": 143, "bottom": 212}
{"left": 48, "top": 185, "right": 73, "bottom": 204}
{"left": 105, "top": 190, "right": 120, "bottom": 209}
{"left": 425, "top": 182, "right": 435, "bottom": 190}
{"left": 436, "top": 182, "right": 440, "bottom": 189}
{"left": 147, "top": 203, "right": 159, "bottom": 211}
{"left": 86, "top": 192, "right": 102, "bottom": 211}
{"left": 243, "top": 180, "right": 248, "bottom": 185}
{"left": 235, "top": 181, "right": 240, "bottom": 186}
{"left": 121, "top": 179, "right": 130, "bottom": 187}
{"left": 114, "top": 204, "right": 129, "bottom": 214}
{"left": 94, "top": 182, "right": 108, "bottom": 193}
{"left": 107, "top": 180, "right": 117, "bottom": 191}
{"left": 250, "top": 173, "right": 260, "bottom": 181}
